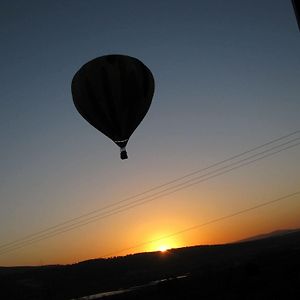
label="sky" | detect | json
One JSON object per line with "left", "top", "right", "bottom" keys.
{"left": 1, "top": 0, "right": 300, "bottom": 266}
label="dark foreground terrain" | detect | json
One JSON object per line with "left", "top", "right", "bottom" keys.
{"left": 1, "top": 229, "right": 300, "bottom": 300}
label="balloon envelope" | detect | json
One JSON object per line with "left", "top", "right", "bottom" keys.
{"left": 292, "top": 0, "right": 300, "bottom": 31}
{"left": 71, "top": 55, "right": 155, "bottom": 159}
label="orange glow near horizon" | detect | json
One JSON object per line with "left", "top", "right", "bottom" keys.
{"left": 158, "top": 245, "right": 169, "bottom": 252}
{"left": 141, "top": 230, "right": 183, "bottom": 254}
{"left": 1, "top": 193, "right": 300, "bottom": 267}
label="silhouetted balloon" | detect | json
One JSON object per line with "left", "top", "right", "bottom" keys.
{"left": 71, "top": 55, "right": 155, "bottom": 159}
{"left": 292, "top": 0, "right": 300, "bottom": 31}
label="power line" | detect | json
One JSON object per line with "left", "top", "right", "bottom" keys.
{"left": 1, "top": 130, "right": 298, "bottom": 251}
{"left": 0, "top": 137, "right": 299, "bottom": 255}
{"left": 0, "top": 143, "right": 300, "bottom": 255}
{"left": 103, "top": 191, "right": 300, "bottom": 258}
{"left": 0, "top": 133, "right": 299, "bottom": 255}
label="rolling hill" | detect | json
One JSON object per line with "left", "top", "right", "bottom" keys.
{"left": 1, "top": 229, "right": 300, "bottom": 299}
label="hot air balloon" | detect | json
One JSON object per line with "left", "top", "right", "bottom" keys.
{"left": 292, "top": 0, "right": 300, "bottom": 31}
{"left": 71, "top": 54, "right": 155, "bottom": 159}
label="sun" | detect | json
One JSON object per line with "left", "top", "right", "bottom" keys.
{"left": 158, "top": 245, "right": 169, "bottom": 252}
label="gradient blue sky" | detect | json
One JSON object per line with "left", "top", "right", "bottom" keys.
{"left": 1, "top": 0, "right": 300, "bottom": 266}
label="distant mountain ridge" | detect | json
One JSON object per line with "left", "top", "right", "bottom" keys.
{"left": 237, "top": 227, "right": 300, "bottom": 243}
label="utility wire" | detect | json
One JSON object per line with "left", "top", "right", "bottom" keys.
{"left": 0, "top": 137, "right": 299, "bottom": 255}
{"left": 0, "top": 138, "right": 299, "bottom": 254}
{"left": 1, "top": 130, "right": 298, "bottom": 252}
{"left": 0, "top": 131, "right": 300, "bottom": 255}
{"left": 103, "top": 191, "right": 300, "bottom": 258}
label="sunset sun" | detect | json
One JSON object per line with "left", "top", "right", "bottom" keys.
{"left": 158, "top": 245, "right": 169, "bottom": 252}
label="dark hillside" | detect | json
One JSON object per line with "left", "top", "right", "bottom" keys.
{"left": 1, "top": 230, "right": 300, "bottom": 299}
